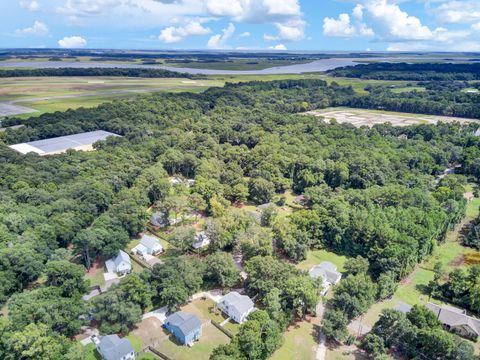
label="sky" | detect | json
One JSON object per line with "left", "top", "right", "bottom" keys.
{"left": 1, "top": 0, "right": 480, "bottom": 52}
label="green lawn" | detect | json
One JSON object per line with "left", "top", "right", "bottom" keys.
{"left": 297, "top": 249, "right": 349, "bottom": 272}
{"left": 137, "top": 353, "right": 158, "bottom": 360}
{"left": 84, "top": 343, "right": 101, "bottom": 360}
{"left": 157, "top": 324, "right": 230, "bottom": 360}
{"left": 270, "top": 320, "right": 318, "bottom": 360}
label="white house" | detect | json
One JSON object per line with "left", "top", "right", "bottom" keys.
{"left": 192, "top": 232, "right": 211, "bottom": 249}
{"left": 94, "top": 334, "right": 135, "bottom": 360}
{"left": 217, "top": 291, "right": 255, "bottom": 324}
{"left": 309, "top": 261, "right": 342, "bottom": 295}
{"left": 105, "top": 250, "right": 132, "bottom": 276}
{"left": 132, "top": 234, "right": 163, "bottom": 256}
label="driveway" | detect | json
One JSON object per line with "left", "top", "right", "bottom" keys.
{"left": 315, "top": 302, "right": 326, "bottom": 360}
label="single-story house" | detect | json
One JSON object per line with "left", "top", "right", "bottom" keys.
{"left": 132, "top": 234, "right": 163, "bottom": 256}
{"left": 150, "top": 212, "right": 169, "bottom": 228}
{"left": 309, "top": 261, "right": 342, "bottom": 295}
{"left": 217, "top": 291, "right": 255, "bottom": 324}
{"left": 163, "top": 311, "right": 202, "bottom": 346}
{"left": 426, "top": 303, "right": 480, "bottom": 340}
{"left": 105, "top": 250, "right": 132, "bottom": 276}
{"left": 193, "top": 232, "right": 211, "bottom": 249}
{"left": 94, "top": 334, "right": 135, "bottom": 360}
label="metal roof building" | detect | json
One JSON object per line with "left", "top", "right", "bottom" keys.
{"left": 8, "top": 130, "right": 120, "bottom": 155}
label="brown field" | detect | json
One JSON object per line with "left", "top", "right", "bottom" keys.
{"left": 304, "top": 107, "right": 478, "bottom": 127}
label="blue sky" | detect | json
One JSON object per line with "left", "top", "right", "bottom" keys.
{"left": 1, "top": 0, "right": 480, "bottom": 51}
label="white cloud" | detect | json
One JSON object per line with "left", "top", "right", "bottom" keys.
{"left": 265, "top": 19, "right": 305, "bottom": 41}
{"left": 352, "top": 4, "right": 364, "bottom": 20}
{"left": 15, "top": 21, "right": 49, "bottom": 36}
{"left": 472, "top": 23, "right": 480, "bottom": 31}
{"left": 19, "top": 0, "right": 39, "bottom": 11}
{"left": 207, "top": 22, "right": 235, "bottom": 49}
{"left": 323, "top": 12, "right": 373, "bottom": 38}
{"left": 159, "top": 19, "right": 211, "bottom": 43}
{"left": 205, "top": 0, "right": 301, "bottom": 22}
{"left": 268, "top": 44, "right": 287, "bottom": 50}
{"left": 432, "top": 1, "right": 480, "bottom": 24}
{"left": 238, "top": 31, "right": 251, "bottom": 38}
{"left": 58, "top": 35, "right": 87, "bottom": 48}
{"left": 323, "top": 14, "right": 357, "bottom": 38}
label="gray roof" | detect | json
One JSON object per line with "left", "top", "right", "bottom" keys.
{"left": 426, "top": 303, "right": 480, "bottom": 336}
{"left": 9, "top": 130, "right": 120, "bottom": 155}
{"left": 150, "top": 212, "right": 168, "bottom": 227}
{"left": 309, "top": 262, "right": 342, "bottom": 284}
{"left": 114, "top": 250, "right": 131, "bottom": 267}
{"left": 165, "top": 311, "right": 201, "bottom": 336}
{"left": 220, "top": 292, "right": 254, "bottom": 315}
{"left": 140, "top": 234, "right": 161, "bottom": 249}
{"left": 193, "top": 232, "right": 210, "bottom": 249}
{"left": 97, "top": 335, "right": 134, "bottom": 360}
{"left": 257, "top": 203, "right": 275, "bottom": 211}
{"left": 395, "top": 301, "right": 412, "bottom": 314}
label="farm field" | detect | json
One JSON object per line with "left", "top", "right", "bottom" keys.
{"left": 304, "top": 107, "right": 478, "bottom": 127}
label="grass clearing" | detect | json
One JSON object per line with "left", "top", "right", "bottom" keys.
{"left": 297, "top": 249, "right": 348, "bottom": 272}
{"left": 271, "top": 319, "right": 318, "bottom": 360}
{"left": 156, "top": 323, "right": 230, "bottom": 360}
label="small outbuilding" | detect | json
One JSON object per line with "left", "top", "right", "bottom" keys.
{"left": 309, "top": 261, "right": 342, "bottom": 295}
{"left": 105, "top": 250, "right": 132, "bottom": 276}
{"left": 150, "top": 212, "right": 169, "bottom": 228}
{"left": 132, "top": 234, "right": 163, "bottom": 256}
{"left": 192, "top": 232, "right": 211, "bottom": 249}
{"left": 163, "top": 311, "right": 202, "bottom": 346}
{"left": 217, "top": 291, "right": 255, "bottom": 324}
{"left": 94, "top": 334, "right": 135, "bottom": 360}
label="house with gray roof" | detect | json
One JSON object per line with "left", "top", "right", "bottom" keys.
{"left": 164, "top": 311, "right": 202, "bottom": 346}
{"left": 426, "top": 303, "right": 480, "bottom": 340}
{"left": 105, "top": 250, "right": 132, "bottom": 276}
{"left": 217, "top": 291, "right": 255, "bottom": 324}
{"left": 309, "top": 261, "right": 342, "bottom": 295}
{"left": 132, "top": 234, "right": 163, "bottom": 256}
{"left": 95, "top": 334, "right": 135, "bottom": 360}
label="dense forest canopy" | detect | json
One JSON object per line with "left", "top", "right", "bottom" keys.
{"left": 0, "top": 67, "right": 192, "bottom": 78}
{"left": 328, "top": 62, "right": 480, "bottom": 81}
{"left": 0, "top": 79, "right": 479, "bottom": 359}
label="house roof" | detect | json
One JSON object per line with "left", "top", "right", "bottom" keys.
{"left": 165, "top": 311, "right": 201, "bottom": 337}
{"left": 113, "top": 250, "right": 131, "bottom": 268}
{"left": 193, "top": 232, "right": 210, "bottom": 249}
{"left": 151, "top": 212, "right": 168, "bottom": 227}
{"left": 97, "top": 335, "right": 134, "bottom": 360}
{"left": 426, "top": 303, "right": 480, "bottom": 336}
{"left": 140, "top": 234, "right": 161, "bottom": 249}
{"left": 309, "top": 262, "right": 342, "bottom": 284}
{"left": 220, "top": 291, "right": 254, "bottom": 316}
{"left": 256, "top": 203, "right": 275, "bottom": 211}
{"left": 395, "top": 301, "right": 412, "bottom": 314}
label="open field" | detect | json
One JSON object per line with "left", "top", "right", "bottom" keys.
{"left": 304, "top": 107, "right": 478, "bottom": 127}
{"left": 270, "top": 318, "right": 319, "bottom": 360}
{"left": 166, "top": 58, "right": 310, "bottom": 71}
